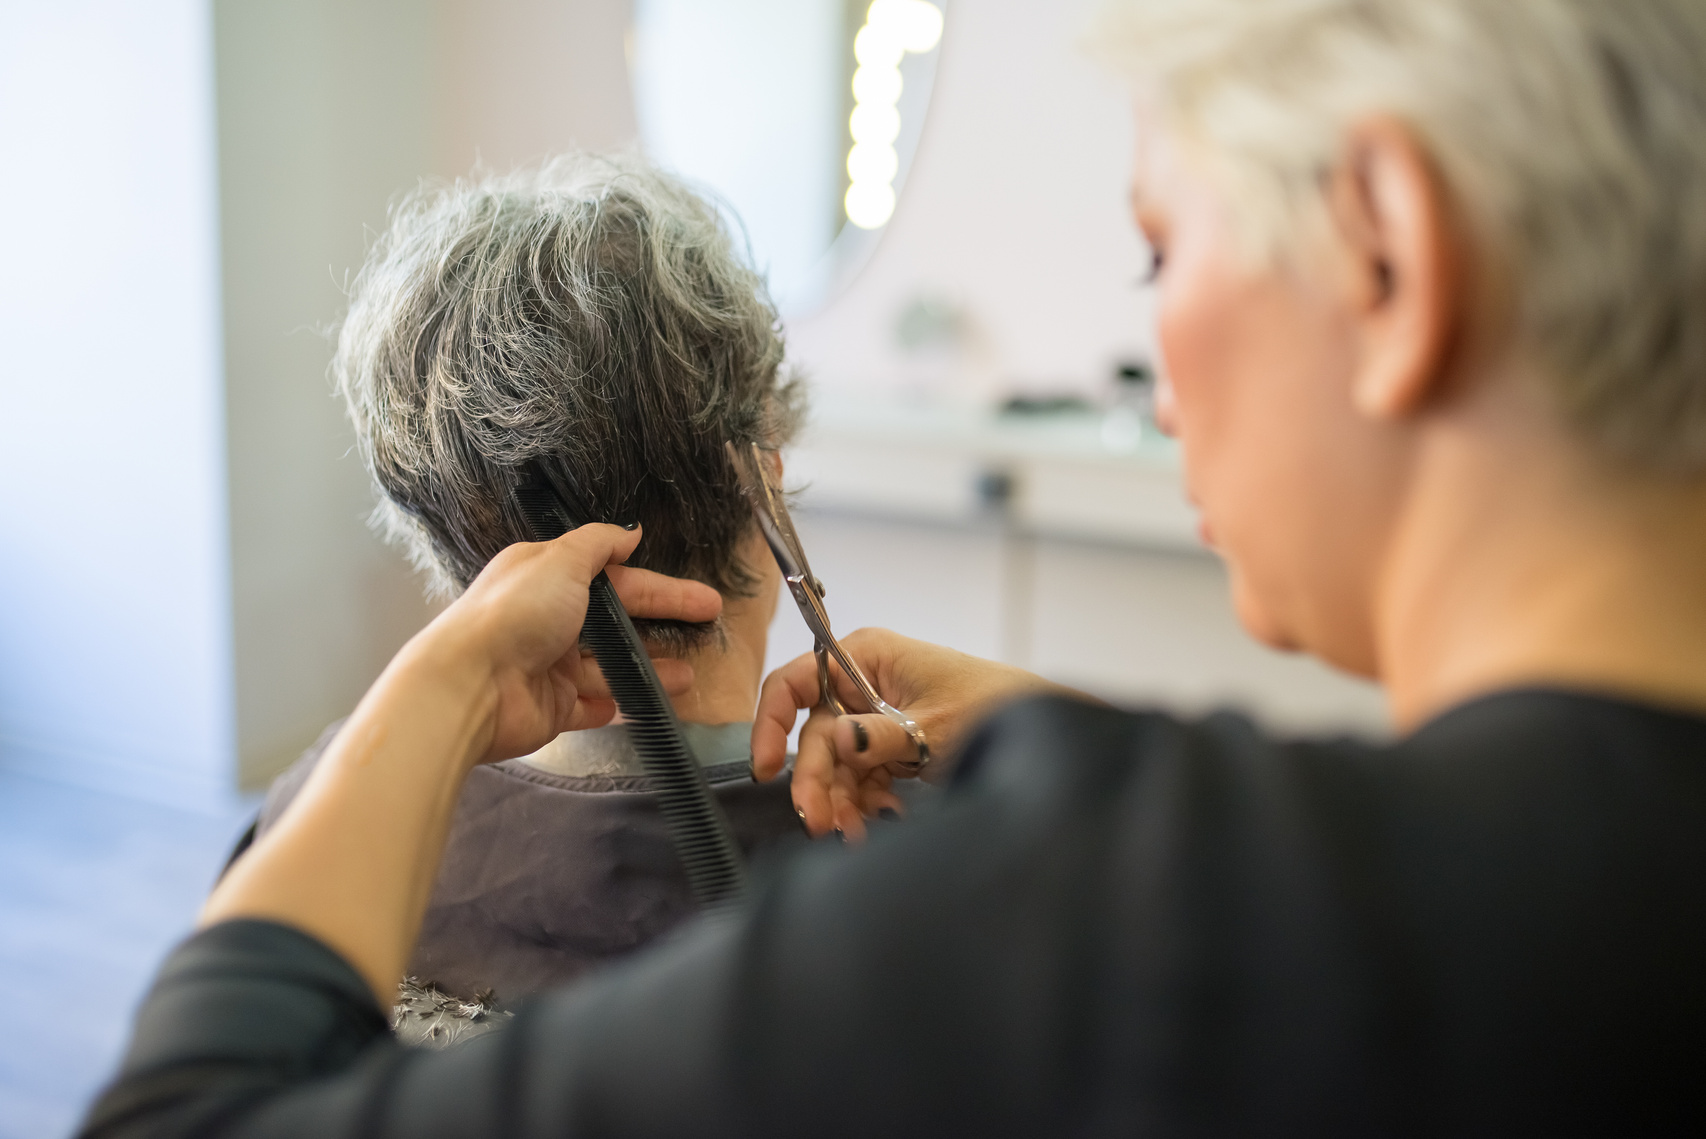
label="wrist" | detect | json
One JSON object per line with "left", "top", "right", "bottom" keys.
{"left": 386, "top": 616, "right": 502, "bottom": 768}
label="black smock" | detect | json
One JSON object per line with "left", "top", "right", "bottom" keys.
{"left": 79, "top": 691, "right": 1706, "bottom": 1137}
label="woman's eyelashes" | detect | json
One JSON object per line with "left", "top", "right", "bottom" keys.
{"left": 1137, "top": 245, "right": 1167, "bottom": 286}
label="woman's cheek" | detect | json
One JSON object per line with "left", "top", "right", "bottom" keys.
{"left": 1156, "top": 270, "right": 1233, "bottom": 515}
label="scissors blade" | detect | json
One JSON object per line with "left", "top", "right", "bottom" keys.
{"left": 727, "top": 441, "right": 819, "bottom": 589}
{"left": 725, "top": 440, "right": 931, "bottom": 772}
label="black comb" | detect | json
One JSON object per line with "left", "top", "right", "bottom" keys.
{"left": 512, "top": 464, "right": 746, "bottom": 911}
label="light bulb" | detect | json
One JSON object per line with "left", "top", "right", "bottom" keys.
{"left": 852, "top": 64, "right": 904, "bottom": 107}
{"left": 846, "top": 141, "right": 899, "bottom": 184}
{"left": 849, "top": 102, "right": 901, "bottom": 145}
{"left": 864, "top": 0, "right": 910, "bottom": 33}
{"left": 845, "top": 180, "right": 897, "bottom": 229}
{"left": 853, "top": 23, "right": 905, "bottom": 69}
{"left": 897, "top": 1, "right": 943, "bottom": 53}
{"left": 866, "top": 0, "right": 943, "bottom": 54}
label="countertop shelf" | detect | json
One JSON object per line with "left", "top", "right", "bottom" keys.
{"left": 786, "top": 396, "right": 1203, "bottom": 553}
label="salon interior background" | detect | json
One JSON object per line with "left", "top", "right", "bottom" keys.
{"left": 0, "top": 0, "right": 1385, "bottom": 812}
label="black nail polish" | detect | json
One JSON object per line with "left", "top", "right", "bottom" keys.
{"left": 621, "top": 520, "right": 640, "bottom": 531}
{"left": 878, "top": 807, "right": 900, "bottom": 823}
{"left": 834, "top": 827, "right": 847, "bottom": 844}
{"left": 748, "top": 759, "right": 758, "bottom": 783}
{"left": 795, "top": 805, "right": 806, "bottom": 820}
{"left": 851, "top": 720, "right": 869, "bottom": 753}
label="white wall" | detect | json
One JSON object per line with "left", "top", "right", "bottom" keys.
{"left": 214, "top": 0, "right": 443, "bottom": 788}
{"left": 788, "top": 0, "right": 1154, "bottom": 399}
{"left": 434, "top": 0, "right": 638, "bottom": 173}
{"left": 632, "top": 0, "right": 845, "bottom": 304}
{"left": 0, "top": 0, "right": 233, "bottom": 809}
{"left": 214, "top": 0, "right": 640, "bottom": 788}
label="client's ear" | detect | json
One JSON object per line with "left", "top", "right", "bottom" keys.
{"left": 1326, "top": 117, "right": 1462, "bottom": 421}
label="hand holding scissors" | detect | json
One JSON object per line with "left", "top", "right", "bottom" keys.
{"left": 727, "top": 441, "right": 931, "bottom": 776}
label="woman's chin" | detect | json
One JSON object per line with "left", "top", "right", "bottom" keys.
{"left": 1228, "top": 569, "right": 1302, "bottom": 654}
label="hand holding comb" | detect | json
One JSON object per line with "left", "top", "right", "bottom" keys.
{"left": 511, "top": 462, "right": 745, "bottom": 911}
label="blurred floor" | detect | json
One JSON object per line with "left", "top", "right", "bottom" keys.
{"left": 0, "top": 771, "right": 250, "bottom": 1139}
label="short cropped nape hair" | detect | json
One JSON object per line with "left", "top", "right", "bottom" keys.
{"left": 1091, "top": 0, "right": 1706, "bottom": 472}
{"left": 334, "top": 153, "right": 805, "bottom": 615}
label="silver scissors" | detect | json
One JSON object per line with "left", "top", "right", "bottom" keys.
{"left": 727, "top": 441, "right": 930, "bottom": 774}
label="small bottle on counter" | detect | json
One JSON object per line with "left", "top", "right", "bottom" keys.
{"left": 1101, "top": 361, "right": 1156, "bottom": 452}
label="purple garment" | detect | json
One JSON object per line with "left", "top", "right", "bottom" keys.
{"left": 256, "top": 720, "right": 801, "bottom": 1004}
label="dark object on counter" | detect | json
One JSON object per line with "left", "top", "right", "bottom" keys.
{"left": 975, "top": 468, "right": 1015, "bottom": 511}
{"left": 83, "top": 688, "right": 1706, "bottom": 1137}
{"left": 997, "top": 394, "right": 1098, "bottom": 417}
{"left": 1114, "top": 360, "right": 1155, "bottom": 390}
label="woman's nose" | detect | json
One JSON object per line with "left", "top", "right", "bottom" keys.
{"left": 1153, "top": 371, "right": 1181, "bottom": 438}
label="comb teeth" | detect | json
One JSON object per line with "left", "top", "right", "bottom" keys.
{"left": 514, "top": 482, "right": 569, "bottom": 542}
{"left": 509, "top": 470, "right": 746, "bottom": 910}
{"left": 582, "top": 578, "right": 746, "bottom": 907}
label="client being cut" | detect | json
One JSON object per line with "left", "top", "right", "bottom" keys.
{"left": 254, "top": 154, "right": 806, "bottom": 1039}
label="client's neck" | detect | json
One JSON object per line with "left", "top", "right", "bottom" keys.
{"left": 666, "top": 535, "right": 781, "bottom": 725}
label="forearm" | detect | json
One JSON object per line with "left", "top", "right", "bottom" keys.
{"left": 201, "top": 631, "right": 494, "bottom": 1001}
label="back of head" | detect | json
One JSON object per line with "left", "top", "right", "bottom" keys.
{"left": 334, "top": 154, "right": 804, "bottom": 624}
{"left": 1091, "top": 0, "right": 1706, "bottom": 471}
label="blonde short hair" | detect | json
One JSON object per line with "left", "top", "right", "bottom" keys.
{"left": 1092, "top": 0, "right": 1706, "bottom": 471}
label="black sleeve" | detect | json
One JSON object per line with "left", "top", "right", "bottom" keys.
{"left": 78, "top": 920, "right": 392, "bottom": 1139}
{"left": 75, "top": 697, "right": 1304, "bottom": 1139}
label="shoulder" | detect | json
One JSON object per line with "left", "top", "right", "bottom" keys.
{"left": 946, "top": 693, "right": 1371, "bottom": 831}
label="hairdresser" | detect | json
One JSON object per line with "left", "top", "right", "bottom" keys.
{"left": 82, "top": 1, "right": 1705, "bottom": 1135}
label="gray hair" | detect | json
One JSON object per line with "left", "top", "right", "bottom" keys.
{"left": 1091, "top": 0, "right": 1706, "bottom": 471}
{"left": 333, "top": 154, "right": 805, "bottom": 632}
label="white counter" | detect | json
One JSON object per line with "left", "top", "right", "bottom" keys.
{"left": 786, "top": 397, "right": 1201, "bottom": 552}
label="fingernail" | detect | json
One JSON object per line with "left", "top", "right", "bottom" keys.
{"left": 834, "top": 827, "right": 847, "bottom": 844}
{"left": 748, "top": 759, "right": 758, "bottom": 783}
{"left": 878, "top": 808, "right": 900, "bottom": 823}
{"left": 795, "top": 805, "right": 806, "bottom": 820}
{"left": 621, "top": 521, "right": 640, "bottom": 531}
{"left": 851, "top": 720, "right": 869, "bottom": 753}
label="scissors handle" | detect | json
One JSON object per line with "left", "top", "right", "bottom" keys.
{"left": 800, "top": 598, "right": 930, "bottom": 774}
{"left": 815, "top": 641, "right": 850, "bottom": 717}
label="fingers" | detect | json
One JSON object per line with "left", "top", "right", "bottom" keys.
{"left": 574, "top": 655, "right": 697, "bottom": 702}
{"left": 538, "top": 523, "right": 721, "bottom": 624}
{"left": 830, "top": 763, "right": 866, "bottom": 843}
{"left": 789, "top": 708, "right": 839, "bottom": 835}
{"left": 549, "top": 522, "right": 644, "bottom": 577}
{"left": 604, "top": 563, "right": 722, "bottom": 624}
{"left": 862, "top": 785, "right": 906, "bottom": 819}
{"left": 832, "top": 713, "right": 925, "bottom": 775}
{"left": 753, "top": 653, "right": 825, "bottom": 781}
{"left": 563, "top": 695, "right": 617, "bottom": 733}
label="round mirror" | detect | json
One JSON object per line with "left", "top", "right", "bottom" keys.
{"left": 629, "top": 0, "right": 947, "bottom": 315}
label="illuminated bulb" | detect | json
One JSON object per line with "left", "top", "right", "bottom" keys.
{"left": 897, "top": 1, "right": 944, "bottom": 52}
{"left": 849, "top": 102, "right": 901, "bottom": 145}
{"left": 846, "top": 141, "right": 899, "bottom": 184}
{"left": 853, "top": 24, "right": 905, "bottom": 68}
{"left": 845, "top": 181, "right": 896, "bottom": 229}
{"left": 844, "top": 0, "right": 943, "bottom": 230}
{"left": 866, "top": 0, "right": 943, "bottom": 54}
{"left": 852, "top": 64, "right": 904, "bottom": 106}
